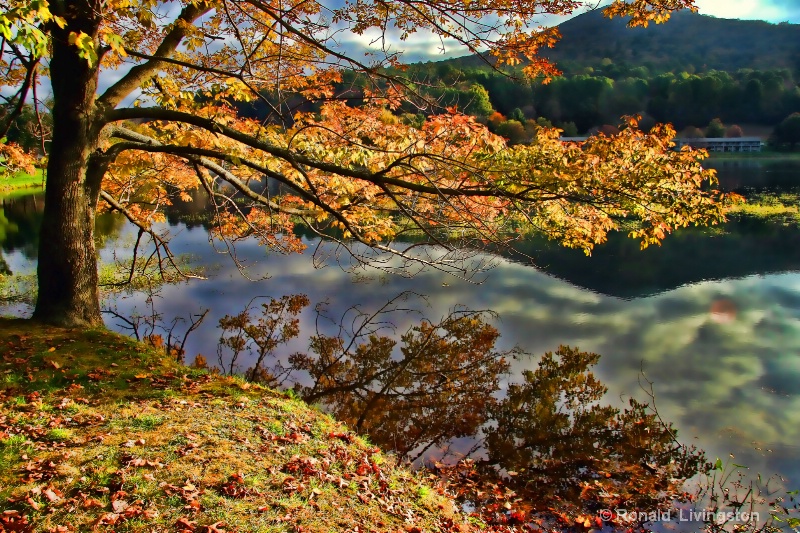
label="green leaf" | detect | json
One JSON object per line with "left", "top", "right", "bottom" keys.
{"left": 105, "top": 33, "right": 127, "bottom": 57}
{"left": 68, "top": 31, "right": 98, "bottom": 67}
{"left": 714, "top": 458, "right": 723, "bottom": 471}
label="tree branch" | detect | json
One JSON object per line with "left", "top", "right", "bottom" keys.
{"left": 106, "top": 126, "right": 318, "bottom": 215}
{"left": 99, "top": 189, "right": 206, "bottom": 281}
{"left": 97, "top": 3, "right": 212, "bottom": 111}
{"left": 105, "top": 107, "right": 547, "bottom": 200}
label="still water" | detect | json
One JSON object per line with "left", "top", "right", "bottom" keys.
{"left": 2, "top": 159, "right": 800, "bottom": 526}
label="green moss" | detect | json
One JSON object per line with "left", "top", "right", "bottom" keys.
{"left": 45, "top": 428, "right": 72, "bottom": 441}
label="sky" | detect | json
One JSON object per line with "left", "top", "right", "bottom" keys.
{"left": 695, "top": 0, "right": 800, "bottom": 23}
{"left": 353, "top": 0, "right": 800, "bottom": 63}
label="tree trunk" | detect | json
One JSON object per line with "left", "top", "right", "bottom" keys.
{"left": 32, "top": 7, "right": 104, "bottom": 327}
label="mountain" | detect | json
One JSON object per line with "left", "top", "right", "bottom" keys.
{"left": 441, "top": 9, "right": 800, "bottom": 75}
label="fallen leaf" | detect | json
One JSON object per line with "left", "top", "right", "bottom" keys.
{"left": 203, "top": 521, "right": 227, "bottom": 533}
{"left": 111, "top": 499, "right": 129, "bottom": 513}
{"left": 43, "top": 487, "right": 61, "bottom": 502}
{"left": 82, "top": 498, "right": 103, "bottom": 509}
{"left": 176, "top": 517, "right": 196, "bottom": 530}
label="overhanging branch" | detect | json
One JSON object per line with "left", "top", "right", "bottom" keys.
{"left": 97, "top": 3, "right": 212, "bottom": 111}
{"left": 106, "top": 126, "right": 317, "bottom": 215}
{"left": 105, "top": 107, "right": 557, "bottom": 201}
{"left": 99, "top": 189, "right": 207, "bottom": 282}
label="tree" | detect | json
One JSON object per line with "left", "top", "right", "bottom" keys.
{"left": 495, "top": 120, "right": 527, "bottom": 145}
{"left": 560, "top": 121, "right": 579, "bottom": 137}
{"left": 509, "top": 107, "right": 526, "bottom": 123}
{"left": 705, "top": 117, "right": 726, "bottom": 138}
{"left": 774, "top": 112, "right": 800, "bottom": 149}
{"left": 464, "top": 84, "right": 494, "bottom": 117}
{"left": 2, "top": 0, "right": 720, "bottom": 327}
{"left": 725, "top": 124, "right": 744, "bottom": 138}
{"left": 679, "top": 125, "right": 704, "bottom": 138}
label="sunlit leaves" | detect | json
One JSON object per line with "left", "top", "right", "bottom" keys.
{"left": 0, "top": 138, "right": 35, "bottom": 176}
{"left": 604, "top": 0, "right": 698, "bottom": 27}
{"left": 2, "top": 0, "right": 719, "bottom": 310}
{"left": 68, "top": 31, "right": 98, "bottom": 67}
{"left": 0, "top": 0, "right": 63, "bottom": 57}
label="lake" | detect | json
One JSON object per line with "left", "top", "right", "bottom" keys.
{"left": 2, "top": 158, "right": 800, "bottom": 529}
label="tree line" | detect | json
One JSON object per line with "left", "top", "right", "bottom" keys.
{"left": 394, "top": 63, "right": 800, "bottom": 143}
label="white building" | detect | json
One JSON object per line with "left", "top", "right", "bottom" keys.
{"left": 670, "top": 137, "right": 763, "bottom": 153}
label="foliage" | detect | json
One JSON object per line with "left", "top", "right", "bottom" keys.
{"left": 494, "top": 120, "right": 527, "bottom": 145}
{"left": 404, "top": 62, "right": 800, "bottom": 132}
{"left": 0, "top": 0, "right": 732, "bottom": 325}
{"left": 214, "top": 294, "right": 711, "bottom": 530}
{"left": 0, "top": 138, "right": 34, "bottom": 178}
{"left": 725, "top": 124, "right": 743, "bottom": 138}
{"left": 706, "top": 118, "right": 726, "bottom": 138}
{"left": 727, "top": 191, "right": 800, "bottom": 224}
{"left": 681, "top": 125, "right": 705, "bottom": 138}
{"left": 0, "top": 102, "right": 52, "bottom": 154}
{"left": 774, "top": 112, "right": 800, "bottom": 148}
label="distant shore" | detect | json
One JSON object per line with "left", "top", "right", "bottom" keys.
{"left": 0, "top": 168, "right": 45, "bottom": 198}
{"left": 707, "top": 150, "right": 800, "bottom": 161}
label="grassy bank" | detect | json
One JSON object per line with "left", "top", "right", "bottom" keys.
{"left": 0, "top": 319, "right": 472, "bottom": 532}
{"left": 727, "top": 191, "right": 800, "bottom": 225}
{"left": 1, "top": 169, "right": 45, "bottom": 199}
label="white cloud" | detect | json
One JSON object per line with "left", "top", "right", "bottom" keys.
{"left": 693, "top": 0, "right": 799, "bottom": 22}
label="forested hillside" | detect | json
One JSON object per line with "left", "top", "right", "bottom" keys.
{"left": 545, "top": 9, "right": 800, "bottom": 75}
{"left": 443, "top": 9, "right": 800, "bottom": 76}
{"left": 395, "top": 11, "right": 800, "bottom": 140}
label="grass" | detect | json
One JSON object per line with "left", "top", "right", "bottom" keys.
{"left": 0, "top": 168, "right": 45, "bottom": 196}
{"left": 727, "top": 192, "right": 800, "bottom": 224}
{"left": 0, "top": 318, "right": 472, "bottom": 532}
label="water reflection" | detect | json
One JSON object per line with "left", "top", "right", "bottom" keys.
{"left": 508, "top": 218, "right": 800, "bottom": 298}
{"left": 708, "top": 159, "right": 800, "bottom": 193}
{"left": 1, "top": 194, "right": 44, "bottom": 261}
{"left": 3, "top": 161, "right": 800, "bottom": 529}
{"left": 214, "top": 292, "right": 706, "bottom": 528}
{"left": 472, "top": 346, "right": 705, "bottom": 527}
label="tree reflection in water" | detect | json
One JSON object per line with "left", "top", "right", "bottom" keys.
{"left": 216, "top": 291, "right": 707, "bottom": 530}
{"left": 448, "top": 345, "right": 706, "bottom": 529}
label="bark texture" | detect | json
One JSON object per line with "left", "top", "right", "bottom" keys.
{"left": 32, "top": 2, "right": 104, "bottom": 326}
